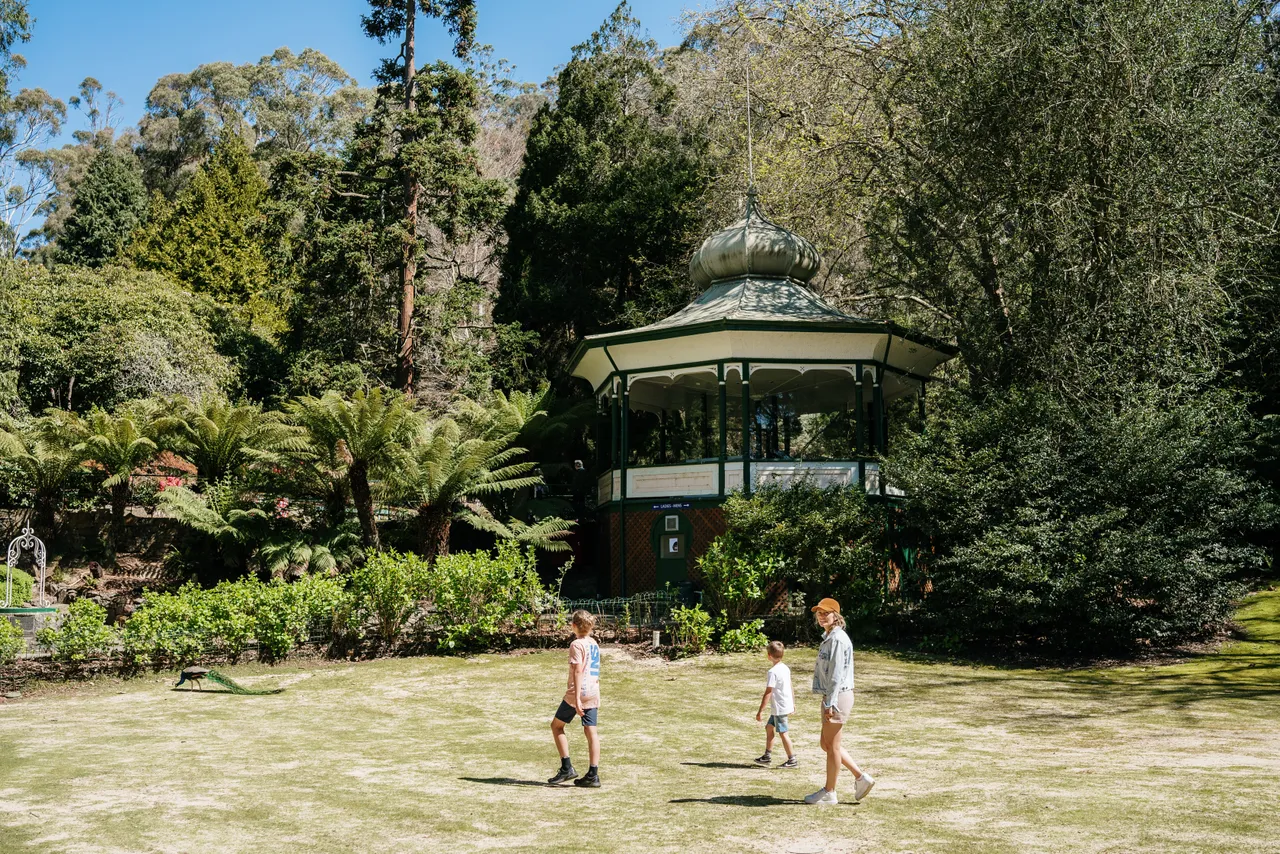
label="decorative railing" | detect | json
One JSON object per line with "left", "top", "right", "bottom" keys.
{"left": 595, "top": 460, "right": 902, "bottom": 504}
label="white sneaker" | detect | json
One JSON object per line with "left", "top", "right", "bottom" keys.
{"left": 854, "top": 773, "right": 876, "bottom": 801}
{"left": 804, "top": 787, "right": 838, "bottom": 805}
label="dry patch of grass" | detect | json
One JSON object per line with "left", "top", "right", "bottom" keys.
{"left": 3, "top": 589, "right": 1279, "bottom": 854}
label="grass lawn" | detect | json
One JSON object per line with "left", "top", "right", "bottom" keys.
{"left": 3, "top": 588, "right": 1279, "bottom": 854}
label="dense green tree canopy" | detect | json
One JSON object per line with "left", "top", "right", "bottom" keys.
{"left": 0, "top": 262, "right": 233, "bottom": 412}
{"left": 55, "top": 147, "right": 147, "bottom": 267}
{"left": 132, "top": 134, "right": 272, "bottom": 314}
{"left": 495, "top": 2, "right": 716, "bottom": 385}
{"left": 137, "top": 48, "right": 369, "bottom": 196}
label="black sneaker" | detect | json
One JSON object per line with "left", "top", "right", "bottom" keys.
{"left": 547, "top": 767, "right": 578, "bottom": 785}
{"left": 779, "top": 756, "right": 799, "bottom": 769}
{"left": 753, "top": 753, "right": 772, "bottom": 766}
{"left": 573, "top": 772, "right": 601, "bottom": 788}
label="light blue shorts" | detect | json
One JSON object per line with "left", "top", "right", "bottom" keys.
{"left": 766, "top": 714, "right": 789, "bottom": 733}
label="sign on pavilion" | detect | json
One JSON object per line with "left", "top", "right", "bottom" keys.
{"left": 568, "top": 196, "right": 956, "bottom": 595}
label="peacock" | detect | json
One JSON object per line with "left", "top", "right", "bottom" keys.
{"left": 175, "top": 666, "right": 284, "bottom": 695}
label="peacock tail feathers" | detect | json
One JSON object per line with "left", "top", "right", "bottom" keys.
{"left": 206, "top": 670, "right": 284, "bottom": 695}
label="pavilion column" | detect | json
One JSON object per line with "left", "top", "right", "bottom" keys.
{"left": 855, "top": 365, "right": 866, "bottom": 489}
{"left": 718, "top": 364, "right": 727, "bottom": 497}
{"left": 610, "top": 381, "right": 619, "bottom": 471}
{"left": 741, "top": 361, "right": 751, "bottom": 496}
{"left": 874, "top": 367, "right": 886, "bottom": 498}
{"left": 620, "top": 374, "right": 629, "bottom": 596}
{"left": 873, "top": 367, "right": 885, "bottom": 455}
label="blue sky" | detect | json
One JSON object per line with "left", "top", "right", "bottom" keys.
{"left": 19, "top": 0, "right": 697, "bottom": 145}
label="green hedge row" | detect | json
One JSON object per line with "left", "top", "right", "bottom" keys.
{"left": 27, "top": 543, "right": 553, "bottom": 667}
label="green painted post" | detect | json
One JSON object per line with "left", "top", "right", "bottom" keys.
{"left": 854, "top": 365, "right": 865, "bottom": 455}
{"left": 610, "top": 382, "right": 619, "bottom": 470}
{"left": 874, "top": 368, "right": 885, "bottom": 455}
{"left": 742, "top": 361, "right": 751, "bottom": 496}
{"left": 854, "top": 365, "right": 865, "bottom": 489}
{"left": 620, "top": 375, "right": 629, "bottom": 596}
{"left": 718, "top": 364, "right": 727, "bottom": 497}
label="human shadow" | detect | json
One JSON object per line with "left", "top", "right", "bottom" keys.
{"left": 461, "top": 776, "right": 561, "bottom": 788}
{"left": 669, "top": 795, "right": 813, "bottom": 807}
{"left": 681, "top": 761, "right": 761, "bottom": 770}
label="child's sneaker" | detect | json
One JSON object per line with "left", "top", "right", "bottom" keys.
{"left": 854, "top": 773, "right": 876, "bottom": 801}
{"left": 573, "top": 771, "right": 601, "bottom": 788}
{"left": 779, "top": 756, "right": 798, "bottom": 769}
{"left": 753, "top": 753, "right": 772, "bottom": 766}
{"left": 804, "top": 787, "right": 838, "bottom": 805}
{"left": 547, "top": 766, "right": 578, "bottom": 785}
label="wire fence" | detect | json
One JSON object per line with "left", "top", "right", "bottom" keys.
{"left": 542, "top": 589, "right": 693, "bottom": 629}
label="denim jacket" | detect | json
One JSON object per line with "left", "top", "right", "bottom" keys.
{"left": 811, "top": 625, "right": 854, "bottom": 708}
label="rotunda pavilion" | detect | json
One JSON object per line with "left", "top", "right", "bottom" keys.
{"left": 568, "top": 197, "right": 956, "bottom": 595}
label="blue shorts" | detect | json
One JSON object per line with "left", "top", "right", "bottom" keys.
{"left": 766, "top": 714, "right": 789, "bottom": 733}
{"left": 555, "top": 700, "right": 598, "bottom": 727}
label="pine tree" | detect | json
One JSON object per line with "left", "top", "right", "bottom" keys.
{"left": 56, "top": 147, "right": 147, "bottom": 267}
{"left": 132, "top": 133, "right": 269, "bottom": 306}
{"left": 360, "top": 0, "right": 505, "bottom": 393}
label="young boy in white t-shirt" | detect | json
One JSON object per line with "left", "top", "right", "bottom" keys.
{"left": 547, "top": 610, "right": 602, "bottom": 788}
{"left": 754, "top": 640, "right": 797, "bottom": 768}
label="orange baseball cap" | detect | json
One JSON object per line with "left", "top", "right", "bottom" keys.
{"left": 810, "top": 597, "right": 841, "bottom": 614}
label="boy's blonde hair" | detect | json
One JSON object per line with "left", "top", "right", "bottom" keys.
{"left": 571, "top": 609, "right": 596, "bottom": 631}
{"left": 827, "top": 612, "right": 846, "bottom": 629}
{"left": 767, "top": 641, "right": 784, "bottom": 659}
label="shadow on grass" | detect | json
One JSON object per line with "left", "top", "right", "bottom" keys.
{"left": 461, "top": 776, "right": 562, "bottom": 788}
{"left": 681, "top": 761, "right": 762, "bottom": 770}
{"left": 669, "top": 795, "right": 812, "bottom": 807}
{"left": 169, "top": 688, "right": 238, "bottom": 695}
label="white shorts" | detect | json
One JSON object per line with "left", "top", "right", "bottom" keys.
{"left": 825, "top": 690, "right": 854, "bottom": 724}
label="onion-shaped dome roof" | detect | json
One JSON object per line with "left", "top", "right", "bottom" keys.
{"left": 688, "top": 196, "right": 821, "bottom": 289}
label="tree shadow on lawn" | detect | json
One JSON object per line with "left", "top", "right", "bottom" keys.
{"left": 868, "top": 644, "right": 1280, "bottom": 717}
{"left": 669, "top": 795, "right": 820, "bottom": 807}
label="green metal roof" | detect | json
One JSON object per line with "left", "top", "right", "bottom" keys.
{"left": 582, "top": 274, "right": 877, "bottom": 342}
{"left": 566, "top": 194, "right": 959, "bottom": 381}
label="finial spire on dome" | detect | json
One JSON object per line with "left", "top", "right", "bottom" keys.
{"left": 745, "top": 51, "right": 755, "bottom": 191}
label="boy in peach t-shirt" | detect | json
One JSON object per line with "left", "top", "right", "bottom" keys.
{"left": 547, "top": 610, "right": 601, "bottom": 788}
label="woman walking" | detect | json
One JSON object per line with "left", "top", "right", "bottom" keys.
{"left": 805, "top": 597, "right": 875, "bottom": 805}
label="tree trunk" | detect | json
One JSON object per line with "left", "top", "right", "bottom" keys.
{"left": 34, "top": 494, "right": 57, "bottom": 540}
{"left": 417, "top": 504, "right": 452, "bottom": 562}
{"left": 109, "top": 480, "right": 129, "bottom": 558}
{"left": 324, "top": 487, "right": 347, "bottom": 532}
{"left": 349, "top": 461, "right": 380, "bottom": 551}
{"left": 396, "top": 0, "right": 419, "bottom": 394}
